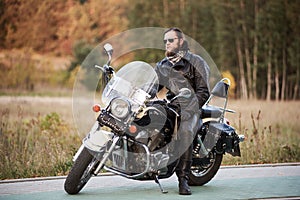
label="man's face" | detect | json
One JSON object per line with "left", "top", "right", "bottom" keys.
{"left": 164, "top": 30, "right": 183, "bottom": 55}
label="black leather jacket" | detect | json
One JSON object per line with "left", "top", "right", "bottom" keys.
{"left": 155, "top": 51, "right": 210, "bottom": 116}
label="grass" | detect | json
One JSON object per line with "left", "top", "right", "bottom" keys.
{"left": 222, "top": 100, "right": 300, "bottom": 165}
{"left": 0, "top": 97, "right": 299, "bottom": 179}
{"left": 0, "top": 101, "right": 81, "bottom": 179}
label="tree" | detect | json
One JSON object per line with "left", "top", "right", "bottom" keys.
{"left": 286, "top": 0, "right": 300, "bottom": 100}
{"left": 1, "top": 0, "right": 299, "bottom": 99}
{"left": 3, "top": 0, "right": 67, "bottom": 53}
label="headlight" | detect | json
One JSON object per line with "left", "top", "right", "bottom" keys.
{"left": 110, "top": 98, "right": 130, "bottom": 119}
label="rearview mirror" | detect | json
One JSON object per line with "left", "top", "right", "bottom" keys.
{"left": 178, "top": 88, "right": 191, "bottom": 99}
{"left": 104, "top": 43, "right": 113, "bottom": 55}
{"left": 170, "top": 88, "right": 192, "bottom": 102}
{"left": 103, "top": 43, "right": 113, "bottom": 66}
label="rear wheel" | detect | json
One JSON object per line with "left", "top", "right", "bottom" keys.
{"left": 64, "top": 147, "right": 100, "bottom": 194}
{"left": 188, "top": 151, "right": 223, "bottom": 186}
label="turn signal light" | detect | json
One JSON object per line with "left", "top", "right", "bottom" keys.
{"left": 92, "top": 104, "right": 101, "bottom": 112}
{"left": 129, "top": 125, "right": 137, "bottom": 134}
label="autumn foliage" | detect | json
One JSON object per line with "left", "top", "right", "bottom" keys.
{"left": 0, "top": 0, "right": 299, "bottom": 100}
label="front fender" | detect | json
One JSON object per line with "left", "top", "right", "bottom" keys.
{"left": 83, "top": 121, "right": 113, "bottom": 152}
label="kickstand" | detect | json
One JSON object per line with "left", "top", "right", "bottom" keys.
{"left": 154, "top": 175, "right": 168, "bottom": 194}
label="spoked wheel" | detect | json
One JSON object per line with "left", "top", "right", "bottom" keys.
{"left": 188, "top": 150, "right": 223, "bottom": 186}
{"left": 64, "top": 147, "right": 101, "bottom": 194}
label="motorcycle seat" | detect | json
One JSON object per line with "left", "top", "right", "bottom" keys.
{"left": 200, "top": 105, "right": 223, "bottom": 119}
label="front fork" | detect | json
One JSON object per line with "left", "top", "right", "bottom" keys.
{"left": 73, "top": 120, "right": 120, "bottom": 175}
{"left": 73, "top": 136, "right": 120, "bottom": 176}
{"left": 93, "top": 136, "right": 120, "bottom": 175}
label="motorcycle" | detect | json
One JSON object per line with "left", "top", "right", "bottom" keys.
{"left": 64, "top": 43, "right": 244, "bottom": 194}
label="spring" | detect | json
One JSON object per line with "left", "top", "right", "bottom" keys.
{"left": 193, "top": 142, "right": 201, "bottom": 154}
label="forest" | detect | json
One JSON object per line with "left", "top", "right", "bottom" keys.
{"left": 0, "top": 0, "right": 299, "bottom": 100}
{"left": 1, "top": 0, "right": 300, "bottom": 180}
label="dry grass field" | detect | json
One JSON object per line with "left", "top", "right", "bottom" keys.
{"left": 223, "top": 100, "right": 300, "bottom": 165}
{"left": 0, "top": 96, "right": 299, "bottom": 179}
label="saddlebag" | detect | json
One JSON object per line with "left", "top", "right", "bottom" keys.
{"left": 202, "top": 122, "right": 241, "bottom": 157}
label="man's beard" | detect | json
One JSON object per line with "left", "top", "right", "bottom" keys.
{"left": 165, "top": 43, "right": 180, "bottom": 57}
{"left": 165, "top": 50, "right": 177, "bottom": 57}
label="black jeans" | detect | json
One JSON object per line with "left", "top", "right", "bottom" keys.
{"left": 175, "top": 114, "right": 198, "bottom": 178}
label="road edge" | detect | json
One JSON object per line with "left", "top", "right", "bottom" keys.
{"left": 1, "top": 162, "right": 299, "bottom": 184}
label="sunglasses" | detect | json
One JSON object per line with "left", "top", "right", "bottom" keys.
{"left": 163, "top": 38, "right": 179, "bottom": 44}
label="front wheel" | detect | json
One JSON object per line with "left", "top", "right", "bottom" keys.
{"left": 64, "top": 147, "right": 99, "bottom": 194}
{"left": 188, "top": 151, "right": 223, "bottom": 186}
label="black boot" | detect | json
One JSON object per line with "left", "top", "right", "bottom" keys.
{"left": 174, "top": 117, "right": 197, "bottom": 195}
{"left": 178, "top": 175, "right": 192, "bottom": 195}
{"left": 176, "top": 145, "right": 193, "bottom": 195}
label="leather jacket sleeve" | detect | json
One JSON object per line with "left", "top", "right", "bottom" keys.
{"left": 189, "top": 54, "right": 210, "bottom": 107}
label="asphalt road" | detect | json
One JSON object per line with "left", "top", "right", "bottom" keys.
{"left": 0, "top": 163, "right": 299, "bottom": 200}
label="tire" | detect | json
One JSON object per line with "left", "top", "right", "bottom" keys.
{"left": 64, "top": 147, "right": 98, "bottom": 194}
{"left": 188, "top": 151, "right": 223, "bottom": 186}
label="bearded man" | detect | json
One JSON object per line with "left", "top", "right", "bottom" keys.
{"left": 155, "top": 27, "right": 210, "bottom": 195}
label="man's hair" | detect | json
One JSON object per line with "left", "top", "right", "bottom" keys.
{"left": 164, "top": 27, "right": 184, "bottom": 39}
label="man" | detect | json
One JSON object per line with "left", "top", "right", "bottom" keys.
{"left": 155, "top": 27, "right": 210, "bottom": 195}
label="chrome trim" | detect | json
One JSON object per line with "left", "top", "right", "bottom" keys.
{"left": 94, "top": 136, "right": 120, "bottom": 175}
{"left": 239, "top": 134, "right": 245, "bottom": 142}
{"left": 103, "top": 143, "right": 151, "bottom": 179}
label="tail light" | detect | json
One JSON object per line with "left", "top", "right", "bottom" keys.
{"left": 224, "top": 118, "right": 230, "bottom": 125}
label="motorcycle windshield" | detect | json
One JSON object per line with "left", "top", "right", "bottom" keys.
{"left": 102, "top": 61, "right": 158, "bottom": 106}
